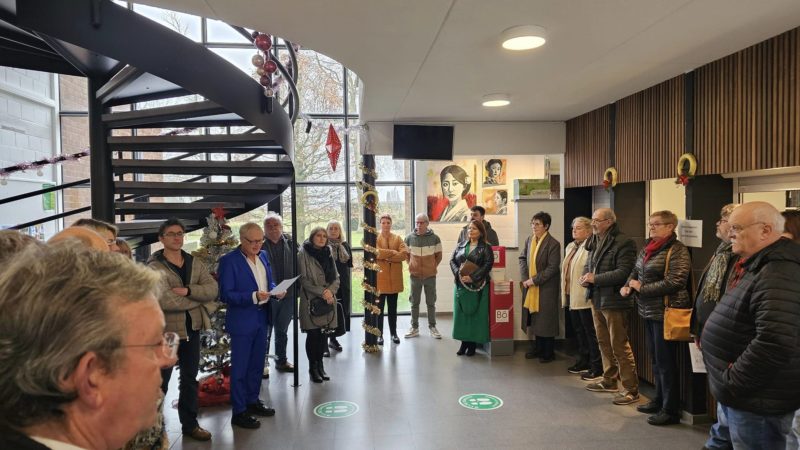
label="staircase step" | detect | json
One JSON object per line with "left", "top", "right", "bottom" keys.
{"left": 114, "top": 181, "right": 282, "bottom": 196}
{"left": 100, "top": 71, "right": 193, "bottom": 107}
{"left": 114, "top": 201, "right": 246, "bottom": 212}
{"left": 116, "top": 219, "right": 198, "bottom": 237}
{"left": 102, "top": 100, "right": 229, "bottom": 128}
{"left": 111, "top": 159, "right": 293, "bottom": 176}
{"left": 107, "top": 134, "right": 281, "bottom": 152}
{"left": 96, "top": 66, "right": 144, "bottom": 103}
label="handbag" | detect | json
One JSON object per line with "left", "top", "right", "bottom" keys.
{"left": 310, "top": 296, "right": 334, "bottom": 317}
{"left": 661, "top": 246, "right": 692, "bottom": 341}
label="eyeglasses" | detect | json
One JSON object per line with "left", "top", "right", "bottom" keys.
{"left": 591, "top": 218, "right": 610, "bottom": 224}
{"left": 729, "top": 222, "right": 765, "bottom": 234}
{"left": 242, "top": 237, "right": 265, "bottom": 245}
{"left": 122, "top": 331, "right": 179, "bottom": 359}
{"left": 716, "top": 219, "right": 729, "bottom": 225}
{"left": 162, "top": 232, "right": 185, "bottom": 238}
{"left": 648, "top": 222, "right": 667, "bottom": 228}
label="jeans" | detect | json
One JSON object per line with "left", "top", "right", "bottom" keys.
{"left": 410, "top": 276, "right": 437, "bottom": 328}
{"left": 591, "top": 307, "right": 639, "bottom": 393}
{"left": 705, "top": 402, "right": 732, "bottom": 449}
{"left": 569, "top": 307, "right": 602, "bottom": 372}
{"left": 720, "top": 404, "right": 793, "bottom": 450}
{"left": 378, "top": 293, "right": 399, "bottom": 337}
{"left": 160, "top": 315, "right": 200, "bottom": 432}
{"left": 644, "top": 319, "right": 679, "bottom": 415}
{"left": 265, "top": 295, "right": 294, "bottom": 364}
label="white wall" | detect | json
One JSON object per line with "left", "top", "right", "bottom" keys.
{"left": 0, "top": 67, "right": 60, "bottom": 238}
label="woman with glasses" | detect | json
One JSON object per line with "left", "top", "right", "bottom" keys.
{"left": 621, "top": 210, "right": 691, "bottom": 426}
{"left": 519, "top": 211, "right": 562, "bottom": 363}
{"left": 450, "top": 220, "right": 494, "bottom": 356}
{"left": 298, "top": 227, "right": 339, "bottom": 383}
{"left": 326, "top": 220, "right": 352, "bottom": 354}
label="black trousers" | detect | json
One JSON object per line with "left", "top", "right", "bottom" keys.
{"left": 644, "top": 319, "right": 680, "bottom": 415}
{"left": 161, "top": 315, "right": 200, "bottom": 432}
{"left": 377, "top": 293, "right": 399, "bottom": 337}
{"left": 536, "top": 336, "right": 555, "bottom": 359}
{"left": 305, "top": 328, "right": 326, "bottom": 362}
{"left": 570, "top": 308, "right": 602, "bottom": 372}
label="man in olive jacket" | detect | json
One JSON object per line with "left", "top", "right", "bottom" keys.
{"left": 701, "top": 202, "right": 800, "bottom": 449}
{"left": 579, "top": 208, "right": 639, "bottom": 405}
{"left": 149, "top": 218, "right": 219, "bottom": 441}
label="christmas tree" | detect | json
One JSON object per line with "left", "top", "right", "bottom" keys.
{"left": 192, "top": 208, "right": 237, "bottom": 406}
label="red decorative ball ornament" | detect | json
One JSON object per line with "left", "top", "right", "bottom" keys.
{"left": 259, "top": 75, "right": 270, "bottom": 87}
{"left": 251, "top": 54, "right": 264, "bottom": 67}
{"left": 255, "top": 34, "right": 272, "bottom": 51}
{"left": 264, "top": 60, "right": 278, "bottom": 74}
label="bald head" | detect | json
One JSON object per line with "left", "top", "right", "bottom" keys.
{"left": 728, "top": 201, "right": 784, "bottom": 259}
{"left": 48, "top": 227, "right": 109, "bottom": 252}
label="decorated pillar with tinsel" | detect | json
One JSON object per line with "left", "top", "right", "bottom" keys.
{"left": 360, "top": 155, "right": 382, "bottom": 352}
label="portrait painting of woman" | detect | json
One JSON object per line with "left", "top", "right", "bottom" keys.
{"left": 426, "top": 162, "right": 477, "bottom": 222}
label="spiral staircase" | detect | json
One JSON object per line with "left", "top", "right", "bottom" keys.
{"left": 0, "top": 0, "right": 297, "bottom": 246}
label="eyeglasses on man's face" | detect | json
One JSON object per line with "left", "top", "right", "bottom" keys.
{"left": 648, "top": 222, "right": 667, "bottom": 228}
{"left": 162, "top": 232, "right": 185, "bottom": 238}
{"left": 242, "top": 236, "right": 265, "bottom": 245}
{"left": 728, "top": 222, "right": 765, "bottom": 234}
{"left": 122, "top": 331, "right": 179, "bottom": 359}
{"left": 591, "top": 218, "right": 610, "bottom": 224}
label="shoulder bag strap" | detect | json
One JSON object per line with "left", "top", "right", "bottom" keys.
{"left": 663, "top": 246, "right": 673, "bottom": 307}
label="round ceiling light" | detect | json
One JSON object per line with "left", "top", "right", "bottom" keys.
{"left": 501, "top": 25, "right": 547, "bottom": 51}
{"left": 482, "top": 93, "right": 510, "bottom": 107}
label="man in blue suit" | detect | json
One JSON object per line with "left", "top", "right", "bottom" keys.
{"left": 218, "top": 222, "right": 287, "bottom": 429}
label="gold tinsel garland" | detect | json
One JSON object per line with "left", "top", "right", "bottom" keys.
{"left": 363, "top": 260, "right": 381, "bottom": 272}
{"left": 358, "top": 162, "right": 378, "bottom": 179}
{"left": 356, "top": 180, "right": 376, "bottom": 191}
{"left": 360, "top": 161, "right": 381, "bottom": 353}
{"left": 360, "top": 222, "right": 378, "bottom": 235}
{"left": 361, "top": 242, "right": 379, "bottom": 255}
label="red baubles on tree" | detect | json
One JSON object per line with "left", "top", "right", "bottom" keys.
{"left": 264, "top": 60, "right": 278, "bottom": 74}
{"left": 255, "top": 34, "right": 272, "bottom": 51}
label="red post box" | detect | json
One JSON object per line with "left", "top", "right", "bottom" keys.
{"left": 489, "top": 280, "right": 514, "bottom": 340}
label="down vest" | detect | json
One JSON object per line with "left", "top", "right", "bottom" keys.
{"left": 583, "top": 224, "right": 637, "bottom": 310}
{"left": 628, "top": 235, "right": 692, "bottom": 321}
{"left": 701, "top": 238, "right": 800, "bottom": 415}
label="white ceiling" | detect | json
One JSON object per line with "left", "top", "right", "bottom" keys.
{"left": 141, "top": 0, "right": 800, "bottom": 122}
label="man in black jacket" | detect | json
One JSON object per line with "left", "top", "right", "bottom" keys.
{"left": 457, "top": 206, "right": 500, "bottom": 246}
{"left": 701, "top": 201, "right": 800, "bottom": 449}
{"left": 262, "top": 212, "right": 298, "bottom": 375}
{"left": 579, "top": 208, "right": 640, "bottom": 406}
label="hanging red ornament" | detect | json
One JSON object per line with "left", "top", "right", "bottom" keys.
{"left": 259, "top": 75, "right": 270, "bottom": 86}
{"left": 264, "top": 60, "right": 278, "bottom": 74}
{"left": 325, "top": 124, "right": 342, "bottom": 172}
{"left": 255, "top": 34, "right": 272, "bottom": 51}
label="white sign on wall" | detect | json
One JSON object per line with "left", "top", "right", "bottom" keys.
{"left": 678, "top": 220, "right": 703, "bottom": 248}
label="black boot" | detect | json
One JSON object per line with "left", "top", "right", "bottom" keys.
{"left": 457, "top": 341, "right": 468, "bottom": 356}
{"left": 318, "top": 359, "right": 330, "bottom": 381}
{"left": 525, "top": 340, "right": 539, "bottom": 359}
{"left": 309, "top": 361, "right": 323, "bottom": 383}
{"left": 466, "top": 342, "right": 476, "bottom": 357}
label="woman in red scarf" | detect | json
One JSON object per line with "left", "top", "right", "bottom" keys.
{"left": 621, "top": 210, "right": 692, "bottom": 426}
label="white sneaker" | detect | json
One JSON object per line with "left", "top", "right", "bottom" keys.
{"left": 405, "top": 328, "right": 419, "bottom": 338}
{"left": 429, "top": 326, "right": 442, "bottom": 339}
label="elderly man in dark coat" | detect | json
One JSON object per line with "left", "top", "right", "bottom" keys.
{"left": 519, "top": 211, "right": 561, "bottom": 363}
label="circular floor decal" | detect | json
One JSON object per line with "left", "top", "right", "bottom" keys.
{"left": 313, "top": 400, "right": 359, "bottom": 418}
{"left": 458, "top": 393, "right": 503, "bottom": 411}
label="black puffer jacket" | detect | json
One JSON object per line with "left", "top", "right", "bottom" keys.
{"left": 450, "top": 240, "right": 494, "bottom": 287}
{"left": 701, "top": 238, "right": 800, "bottom": 415}
{"left": 583, "top": 224, "right": 637, "bottom": 310}
{"left": 628, "top": 234, "right": 692, "bottom": 321}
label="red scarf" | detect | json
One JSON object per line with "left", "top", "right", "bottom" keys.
{"left": 643, "top": 235, "right": 672, "bottom": 264}
{"left": 727, "top": 258, "right": 748, "bottom": 289}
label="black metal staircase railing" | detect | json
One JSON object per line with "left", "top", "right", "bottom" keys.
{"left": 0, "top": 0, "right": 299, "bottom": 245}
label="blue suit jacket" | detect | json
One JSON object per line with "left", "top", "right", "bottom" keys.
{"left": 218, "top": 248, "right": 276, "bottom": 336}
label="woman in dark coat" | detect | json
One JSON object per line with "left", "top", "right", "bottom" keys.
{"left": 450, "top": 220, "right": 494, "bottom": 356}
{"left": 519, "top": 211, "right": 561, "bottom": 363}
{"left": 622, "top": 210, "right": 691, "bottom": 426}
{"left": 326, "top": 220, "right": 352, "bottom": 354}
{"left": 298, "top": 227, "right": 339, "bottom": 383}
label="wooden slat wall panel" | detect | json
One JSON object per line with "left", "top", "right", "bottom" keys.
{"left": 565, "top": 106, "right": 610, "bottom": 188}
{"left": 616, "top": 76, "right": 685, "bottom": 183}
{"left": 695, "top": 28, "right": 800, "bottom": 174}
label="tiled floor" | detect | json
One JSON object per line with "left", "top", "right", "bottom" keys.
{"left": 163, "top": 317, "right": 711, "bottom": 449}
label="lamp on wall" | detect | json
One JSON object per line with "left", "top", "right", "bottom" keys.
{"left": 482, "top": 93, "right": 511, "bottom": 107}
{"left": 500, "top": 25, "right": 547, "bottom": 51}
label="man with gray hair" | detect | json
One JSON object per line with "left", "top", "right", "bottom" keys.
{"left": 261, "top": 212, "right": 298, "bottom": 376}
{"left": 0, "top": 242, "right": 178, "bottom": 450}
{"left": 404, "top": 213, "right": 443, "bottom": 338}
{"left": 579, "top": 208, "right": 639, "bottom": 405}
{"left": 702, "top": 201, "right": 800, "bottom": 448}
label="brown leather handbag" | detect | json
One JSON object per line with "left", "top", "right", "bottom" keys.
{"left": 662, "top": 246, "right": 692, "bottom": 341}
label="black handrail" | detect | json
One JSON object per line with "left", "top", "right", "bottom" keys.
{"left": 11, "top": 206, "right": 91, "bottom": 230}
{"left": 0, "top": 178, "right": 89, "bottom": 206}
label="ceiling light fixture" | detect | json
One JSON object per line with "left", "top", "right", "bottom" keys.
{"left": 482, "top": 93, "right": 510, "bottom": 107}
{"left": 501, "top": 25, "right": 547, "bottom": 51}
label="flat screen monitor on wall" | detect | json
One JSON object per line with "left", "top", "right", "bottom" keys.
{"left": 393, "top": 124, "right": 454, "bottom": 161}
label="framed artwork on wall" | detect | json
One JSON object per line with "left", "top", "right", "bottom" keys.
{"left": 483, "top": 188, "right": 508, "bottom": 215}
{"left": 483, "top": 158, "right": 506, "bottom": 187}
{"left": 425, "top": 160, "right": 478, "bottom": 222}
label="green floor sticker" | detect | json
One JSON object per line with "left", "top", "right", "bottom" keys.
{"left": 313, "top": 401, "right": 359, "bottom": 418}
{"left": 458, "top": 393, "right": 503, "bottom": 410}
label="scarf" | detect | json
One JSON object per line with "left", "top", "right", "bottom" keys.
{"left": 327, "top": 237, "right": 351, "bottom": 264}
{"left": 727, "top": 257, "right": 748, "bottom": 289}
{"left": 303, "top": 240, "right": 337, "bottom": 283}
{"left": 523, "top": 232, "right": 548, "bottom": 313}
{"left": 643, "top": 235, "right": 672, "bottom": 265}
{"left": 701, "top": 241, "right": 734, "bottom": 303}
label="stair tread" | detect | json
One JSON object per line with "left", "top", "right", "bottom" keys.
{"left": 115, "top": 201, "right": 246, "bottom": 210}
{"left": 102, "top": 100, "right": 231, "bottom": 128}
